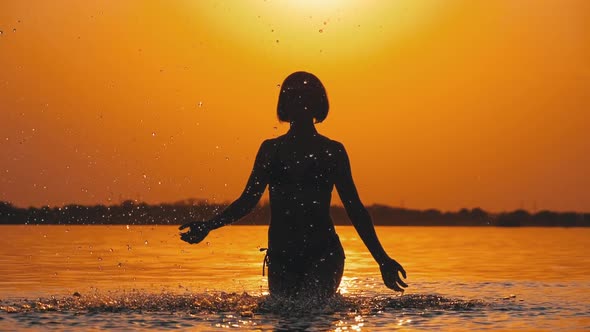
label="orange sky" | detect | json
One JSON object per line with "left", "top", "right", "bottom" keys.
{"left": 1, "top": 1, "right": 589, "bottom": 212}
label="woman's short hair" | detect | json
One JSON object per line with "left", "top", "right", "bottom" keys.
{"left": 277, "top": 71, "right": 329, "bottom": 123}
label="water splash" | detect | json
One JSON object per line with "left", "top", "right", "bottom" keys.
{"left": 0, "top": 291, "right": 484, "bottom": 315}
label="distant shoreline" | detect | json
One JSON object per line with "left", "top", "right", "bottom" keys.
{"left": 1, "top": 200, "right": 588, "bottom": 227}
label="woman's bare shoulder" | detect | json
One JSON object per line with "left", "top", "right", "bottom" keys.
{"left": 260, "top": 135, "right": 285, "bottom": 148}
{"left": 313, "top": 134, "right": 338, "bottom": 145}
{"left": 318, "top": 135, "right": 345, "bottom": 151}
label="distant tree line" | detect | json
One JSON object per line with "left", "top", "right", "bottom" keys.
{"left": 0, "top": 200, "right": 588, "bottom": 227}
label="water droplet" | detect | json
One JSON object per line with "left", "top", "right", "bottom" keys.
{"left": 151, "top": 132, "right": 156, "bottom": 137}
{"left": 0, "top": 31, "right": 3, "bottom": 36}
{"left": 126, "top": 225, "right": 130, "bottom": 229}
{"left": 198, "top": 101, "right": 203, "bottom": 107}
{"left": 144, "top": 240, "right": 148, "bottom": 245}
{"left": 275, "top": 39, "right": 279, "bottom": 43}
{"left": 319, "top": 29, "right": 323, "bottom": 33}
{"left": 117, "top": 262, "right": 122, "bottom": 268}
{"left": 12, "top": 28, "right": 16, "bottom": 33}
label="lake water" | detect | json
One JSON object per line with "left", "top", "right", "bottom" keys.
{"left": 0, "top": 225, "right": 589, "bottom": 331}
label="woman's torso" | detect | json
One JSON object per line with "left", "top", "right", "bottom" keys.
{"left": 265, "top": 133, "right": 343, "bottom": 254}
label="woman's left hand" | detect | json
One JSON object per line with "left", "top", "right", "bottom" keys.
{"left": 379, "top": 257, "right": 408, "bottom": 292}
{"left": 179, "top": 221, "right": 214, "bottom": 244}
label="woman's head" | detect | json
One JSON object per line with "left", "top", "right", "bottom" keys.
{"left": 277, "top": 71, "right": 329, "bottom": 123}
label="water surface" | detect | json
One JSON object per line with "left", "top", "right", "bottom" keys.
{"left": 1, "top": 226, "right": 588, "bottom": 331}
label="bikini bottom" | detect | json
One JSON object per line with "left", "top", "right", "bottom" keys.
{"left": 265, "top": 235, "right": 345, "bottom": 300}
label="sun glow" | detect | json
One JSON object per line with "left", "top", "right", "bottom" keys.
{"left": 283, "top": 0, "right": 354, "bottom": 12}
{"left": 190, "top": 1, "right": 443, "bottom": 62}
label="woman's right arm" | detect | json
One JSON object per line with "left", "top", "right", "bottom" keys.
{"left": 334, "top": 142, "right": 407, "bottom": 292}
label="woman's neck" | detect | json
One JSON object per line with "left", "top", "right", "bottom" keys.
{"left": 288, "top": 119, "right": 318, "bottom": 137}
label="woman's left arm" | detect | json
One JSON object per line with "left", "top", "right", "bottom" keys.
{"left": 179, "top": 140, "right": 272, "bottom": 242}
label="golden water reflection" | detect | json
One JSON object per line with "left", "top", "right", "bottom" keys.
{"left": 1, "top": 225, "right": 589, "bottom": 297}
{"left": 1, "top": 225, "right": 589, "bottom": 330}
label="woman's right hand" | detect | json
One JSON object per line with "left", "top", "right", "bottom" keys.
{"left": 379, "top": 257, "right": 408, "bottom": 292}
{"left": 179, "top": 221, "right": 214, "bottom": 244}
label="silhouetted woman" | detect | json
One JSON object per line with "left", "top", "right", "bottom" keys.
{"left": 180, "top": 71, "right": 407, "bottom": 300}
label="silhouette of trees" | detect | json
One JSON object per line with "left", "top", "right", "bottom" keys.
{"left": 0, "top": 200, "right": 588, "bottom": 227}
